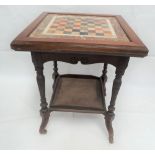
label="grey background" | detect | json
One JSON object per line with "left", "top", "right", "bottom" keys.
{"left": 0, "top": 5, "right": 155, "bottom": 149}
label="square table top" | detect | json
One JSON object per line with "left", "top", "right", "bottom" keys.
{"left": 11, "top": 12, "right": 148, "bottom": 57}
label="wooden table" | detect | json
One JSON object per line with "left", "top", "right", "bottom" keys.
{"left": 11, "top": 12, "right": 148, "bottom": 143}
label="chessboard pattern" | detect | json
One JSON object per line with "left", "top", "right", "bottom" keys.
{"left": 42, "top": 15, "right": 116, "bottom": 38}
{"left": 30, "top": 14, "right": 129, "bottom": 42}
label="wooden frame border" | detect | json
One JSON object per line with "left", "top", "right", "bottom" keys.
{"left": 11, "top": 12, "right": 148, "bottom": 57}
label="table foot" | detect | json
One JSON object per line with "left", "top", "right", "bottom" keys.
{"left": 39, "top": 111, "right": 50, "bottom": 134}
{"left": 39, "top": 128, "right": 47, "bottom": 134}
{"left": 105, "top": 112, "right": 115, "bottom": 144}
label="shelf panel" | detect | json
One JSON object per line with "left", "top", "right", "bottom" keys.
{"left": 50, "top": 74, "right": 106, "bottom": 114}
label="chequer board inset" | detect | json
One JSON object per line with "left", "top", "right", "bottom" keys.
{"left": 30, "top": 14, "right": 129, "bottom": 42}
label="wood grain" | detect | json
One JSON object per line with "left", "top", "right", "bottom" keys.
{"left": 11, "top": 12, "right": 148, "bottom": 57}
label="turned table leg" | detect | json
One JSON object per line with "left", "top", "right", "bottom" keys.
{"left": 105, "top": 57, "right": 129, "bottom": 143}
{"left": 52, "top": 61, "right": 59, "bottom": 88}
{"left": 52, "top": 61, "right": 58, "bottom": 79}
{"left": 31, "top": 53, "right": 50, "bottom": 134}
{"left": 101, "top": 63, "right": 108, "bottom": 96}
{"left": 35, "top": 63, "right": 50, "bottom": 134}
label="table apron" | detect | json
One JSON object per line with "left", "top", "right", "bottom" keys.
{"left": 31, "top": 52, "right": 129, "bottom": 67}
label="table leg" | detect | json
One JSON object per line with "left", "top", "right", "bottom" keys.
{"left": 33, "top": 61, "right": 50, "bottom": 134}
{"left": 105, "top": 57, "right": 129, "bottom": 143}
{"left": 101, "top": 63, "right": 108, "bottom": 96}
{"left": 52, "top": 61, "right": 59, "bottom": 88}
{"left": 52, "top": 61, "right": 59, "bottom": 79}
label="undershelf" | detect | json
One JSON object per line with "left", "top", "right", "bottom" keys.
{"left": 49, "top": 74, "right": 106, "bottom": 114}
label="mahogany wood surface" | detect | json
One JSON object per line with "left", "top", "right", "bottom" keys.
{"left": 11, "top": 12, "right": 148, "bottom": 57}
{"left": 49, "top": 74, "right": 106, "bottom": 114}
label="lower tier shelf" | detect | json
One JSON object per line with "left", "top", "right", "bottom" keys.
{"left": 49, "top": 74, "right": 106, "bottom": 114}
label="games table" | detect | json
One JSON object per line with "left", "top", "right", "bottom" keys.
{"left": 11, "top": 12, "right": 148, "bottom": 143}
